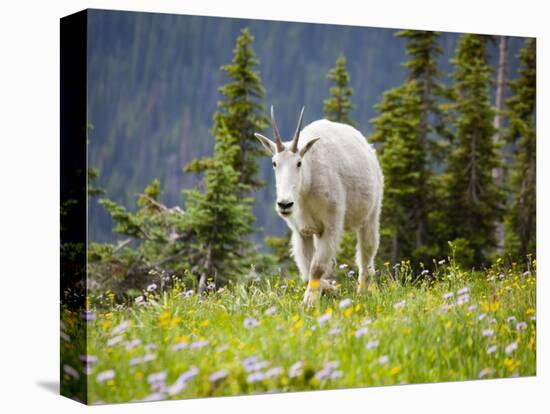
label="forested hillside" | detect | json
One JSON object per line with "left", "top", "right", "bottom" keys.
{"left": 87, "top": 9, "right": 523, "bottom": 245}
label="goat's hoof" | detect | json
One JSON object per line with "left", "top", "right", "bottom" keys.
{"left": 302, "top": 284, "right": 321, "bottom": 308}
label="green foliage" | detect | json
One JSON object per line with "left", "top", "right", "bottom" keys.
{"left": 183, "top": 122, "right": 256, "bottom": 290}
{"left": 443, "top": 34, "right": 504, "bottom": 267}
{"left": 187, "top": 28, "right": 269, "bottom": 192}
{"left": 370, "top": 31, "right": 449, "bottom": 267}
{"left": 370, "top": 81, "right": 426, "bottom": 264}
{"left": 323, "top": 55, "right": 355, "bottom": 126}
{"left": 62, "top": 257, "right": 536, "bottom": 403}
{"left": 505, "top": 39, "right": 536, "bottom": 259}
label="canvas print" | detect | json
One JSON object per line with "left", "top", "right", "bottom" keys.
{"left": 60, "top": 8, "right": 536, "bottom": 404}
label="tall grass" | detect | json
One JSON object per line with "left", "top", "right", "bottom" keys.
{"left": 61, "top": 257, "right": 536, "bottom": 404}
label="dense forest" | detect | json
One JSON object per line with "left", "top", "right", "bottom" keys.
{"left": 85, "top": 9, "right": 535, "bottom": 295}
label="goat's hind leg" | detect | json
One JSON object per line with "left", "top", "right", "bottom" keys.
{"left": 356, "top": 222, "right": 379, "bottom": 293}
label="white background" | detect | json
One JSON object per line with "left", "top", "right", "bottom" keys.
{"left": 0, "top": 0, "right": 546, "bottom": 412}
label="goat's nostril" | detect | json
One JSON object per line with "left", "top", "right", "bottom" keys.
{"left": 277, "top": 201, "right": 294, "bottom": 210}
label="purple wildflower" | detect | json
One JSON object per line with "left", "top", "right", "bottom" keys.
{"left": 146, "top": 283, "right": 157, "bottom": 292}
{"left": 107, "top": 335, "right": 123, "bottom": 347}
{"left": 516, "top": 322, "right": 527, "bottom": 331}
{"left": 112, "top": 320, "right": 129, "bottom": 335}
{"left": 264, "top": 306, "right": 278, "bottom": 315}
{"left": 171, "top": 342, "right": 188, "bottom": 352}
{"left": 265, "top": 367, "right": 283, "bottom": 379}
{"left": 141, "top": 393, "right": 165, "bottom": 402}
{"left": 355, "top": 327, "right": 369, "bottom": 338}
{"left": 478, "top": 368, "right": 494, "bottom": 378}
{"left": 64, "top": 364, "right": 80, "bottom": 379}
{"left": 244, "top": 317, "right": 259, "bottom": 328}
{"left": 505, "top": 341, "right": 518, "bottom": 355}
{"left": 288, "top": 361, "right": 303, "bottom": 378}
{"left": 79, "top": 355, "right": 98, "bottom": 364}
{"left": 378, "top": 355, "right": 389, "bottom": 365}
{"left": 81, "top": 311, "right": 95, "bottom": 321}
{"left": 209, "top": 369, "right": 229, "bottom": 382}
{"left": 190, "top": 340, "right": 209, "bottom": 349}
{"left": 247, "top": 371, "right": 265, "bottom": 384}
{"left": 317, "top": 313, "right": 332, "bottom": 326}
{"left": 96, "top": 370, "right": 115, "bottom": 383}
{"left": 339, "top": 263, "right": 349, "bottom": 269}
{"left": 366, "top": 340, "right": 379, "bottom": 350}
{"left": 482, "top": 329, "right": 494, "bottom": 337}
{"left": 125, "top": 339, "right": 141, "bottom": 350}
{"left": 486, "top": 345, "right": 498, "bottom": 355}
{"left": 393, "top": 300, "right": 406, "bottom": 309}
{"left": 339, "top": 298, "right": 352, "bottom": 309}
{"left": 147, "top": 372, "right": 167, "bottom": 384}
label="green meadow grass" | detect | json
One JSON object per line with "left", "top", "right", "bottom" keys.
{"left": 61, "top": 258, "right": 536, "bottom": 404}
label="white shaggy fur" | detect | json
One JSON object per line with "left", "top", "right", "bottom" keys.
{"left": 256, "top": 116, "right": 383, "bottom": 306}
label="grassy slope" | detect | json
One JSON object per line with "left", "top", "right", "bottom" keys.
{"left": 61, "top": 258, "right": 536, "bottom": 404}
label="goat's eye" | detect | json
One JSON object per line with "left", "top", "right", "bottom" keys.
{"left": 272, "top": 161, "right": 276, "bottom": 168}
{"left": 297, "top": 161, "right": 302, "bottom": 168}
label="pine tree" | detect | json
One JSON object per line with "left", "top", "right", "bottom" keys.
{"left": 323, "top": 55, "right": 355, "bottom": 126}
{"left": 183, "top": 122, "right": 255, "bottom": 291}
{"left": 186, "top": 28, "right": 268, "bottom": 191}
{"left": 505, "top": 39, "right": 536, "bottom": 259}
{"left": 444, "top": 34, "right": 502, "bottom": 266}
{"left": 370, "top": 31, "right": 446, "bottom": 265}
{"left": 370, "top": 81, "right": 425, "bottom": 263}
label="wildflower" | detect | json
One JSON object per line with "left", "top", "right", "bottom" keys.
{"left": 531, "top": 316, "right": 536, "bottom": 321}
{"left": 244, "top": 317, "right": 259, "bottom": 328}
{"left": 438, "top": 259, "right": 446, "bottom": 265}
{"left": 457, "top": 287, "right": 469, "bottom": 295}
{"left": 264, "top": 306, "right": 278, "bottom": 315}
{"left": 318, "top": 313, "right": 332, "bottom": 326}
{"left": 171, "top": 342, "right": 188, "bottom": 351}
{"left": 250, "top": 360, "right": 269, "bottom": 372}
{"left": 265, "top": 367, "right": 283, "bottom": 379}
{"left": 107, "top": 335, "right": 123, "bottom": 347}
{"left": 125, "top": 339, "right": 141, "bottom": 350}
{"left": 505, "top": 341, "right": 518, "bottom": 355}
{"left": 247, "top": 371, "right": 265, "bottom": 384}
{"left": 111, "top": 320, "right": 129, "bottom": 336}
{"left": 81, "top": 311, "right": 95, "bottom": 321}
{"left": 339, "top": 264, "right": 349, "bottom": 269}
{"left": 507, "top": 316, "right": 517, "bottom": 323}
{"left": 499, "top": 273, "right": 506, "bottom": 279}
{"left": 329, "top": 327, "right": 341, "bottom": 336}
{"left": 516, "top": 322, "right": 527, "bottom": 331}
{"left": 60, "top": 332, "right": 70, "bottom": 342}
{"left": 288, "top": 361, "right": 303, "bottom": 378}
{"left": 167, "top": 381, "right": 186, "bottom": 396}
{"left": 314, "top": 368, "right": 331, "bottom": 381}
{"left": 209, "top": 369, "right": 229, "bottom": 383}
{"left": 324, "top": 361, "right": 339, "bottom": 370}
{"left": 243, "top": 356, "right": 259, "bottom": 371}
{"left": 190, "top": 340, "right": 209, "bottom": 349}
{"left": 146, "top": 283, "right": 157, "bottom": 292}
{"left": 63, "top": 364, "right": 80, "bottom": 380}
{"left": 330, "top": 370, "right": 343, "bottom": 379}
{"left": 486, "top": 345, "right": 498, "bottom": 355}
{"left": 489, "top": 318, "right": 497, "bottom": 324}
{"left": 478, "top": 368, "right": 494, "bottom": 378}
{"left": 130, "top": 353, "right": 156, "bottom": 366}
{"left": 487, "top": 276, "right": 496, "bottom": 282}
{"left": 355, "top": 327, "right": 369, "bottom": 338}
{"left": 339, "top": 298, "right": 352, "bottom": 309}
{"left": 79, "top": 355, "right": 98, "bottom": 364}
{"left": 217, "top": 287, "right": 225, "bottom": 293}
{"left": 347, "top": 270, "right": 355, "bottom": 277}
{"left": 393, "top": 300, "right": 406, "bottom": 309}
{"left": 145, "top": 343, "right": 158, "bottom": 350}
{"left": 378, "top": 355, "right": 389, "bottom": 365}
{"left": 366, "top": 340, "right": 379, "bottom": 350}
{"left": 135, "top": 296, "right": 144, "bottom": 304}
{"left": 207, "top": 283, "right": 216, "bottom": 291}
{"left": 522, "top": 271, "right": 530, "bottom": 277}
{"left": 96, "top": 370, "right": 115, "bottom": 383}
{"left": 478, "top": 313, "right": 487, "bottom": 321}
{"left": 176, "top": 366, "right": 199, "bottom": 383}
{"left": 457, "top": 294, "right": 469, "bottom": 305}
{"left": 141, "top": 393, "right": 166, "bottom": 402}
{"left": 467, "top": 304, "right": 478, "bottom": 312}
{"left": 147, "top": 372, "right": 167, "bottom": 385}
{"left": 482, "top": 329, "right": 494, "bottom": 337}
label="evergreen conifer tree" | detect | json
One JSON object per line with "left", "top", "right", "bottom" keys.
{"left": 444, "top": 34, "right": 502, "bottom": 266}
{"left": 323, "top": 55, "right": 355, "bottom": 126}
{"left": 186, "top": 28, "right": 268, "bottom": 191}
{"left": 370, "top": 81, "right": 425, "bottom": 263}
{"left": 505, "top": 39, "right": 536, "bottom": 259}
{"left": 183, "top": 122, "right": 255, "bottom": 291}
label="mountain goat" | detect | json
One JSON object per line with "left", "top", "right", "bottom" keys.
{"left": 255, "top": 107, "right": 384, "bottom": 307}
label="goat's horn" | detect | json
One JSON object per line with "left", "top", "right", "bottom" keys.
{"left": 291, "top": 106, "right": 305, "bottom": 153}
{"left": 270, "top": 105, "right": 285, "bottom": 152}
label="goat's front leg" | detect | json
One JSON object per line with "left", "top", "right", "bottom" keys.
{"left": 303, "top": 226, "right": 341, "bottom": 308}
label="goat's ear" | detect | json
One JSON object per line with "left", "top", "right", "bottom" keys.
{"left": 254, "top": 133, "right": 277, "bottom": 155}
{"left": 299, "top": 137, "right": 320, "bottom": 157}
